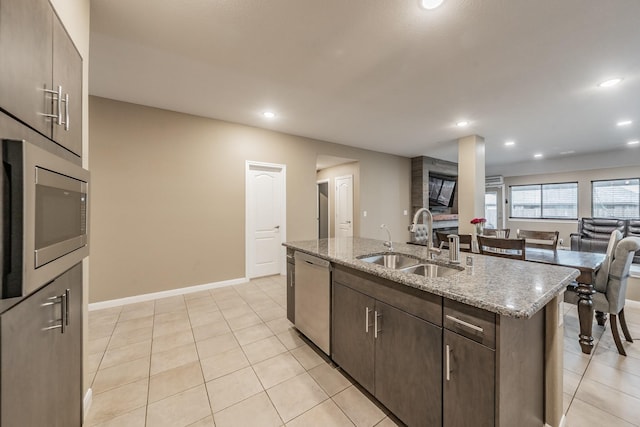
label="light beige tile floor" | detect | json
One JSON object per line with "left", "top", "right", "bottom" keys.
{"left": 86, "top": 275, "right": 640, "bottom": 426}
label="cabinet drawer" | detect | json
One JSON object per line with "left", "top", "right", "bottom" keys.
{"left": 333, "top": 266, "right": 442, "bottom": 326}
{"left": 444, "top": 299, "right": 496, "bottom": 349}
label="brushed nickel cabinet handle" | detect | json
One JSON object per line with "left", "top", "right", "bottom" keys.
{"left": 43, "top": 86, "right": 62, "bottom": 124}
{"left": 374, "top": 310, "right": 381, "bottom": 338}
{"left": 446, "top": 344, "right": 451, "bottom": 381}
{"left": 62, "top": 92, "right": 70, "bottom": 130}
{"left": 365, "top": 307, "right": 373, "bottom": 333}
{"left": 64, "top": 289, "right": 71, "bottom": 326}
{"left": 446, "top": 314, "right": 484, "bottom": 333}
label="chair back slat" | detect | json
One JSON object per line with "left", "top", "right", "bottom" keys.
{"left": 516, "top": 229, "right": 559, "bottom": 250}
{"left": 477, "top": 236, "right": 526, "bottom": 260}
{"left": 483, "top": 228, "right": 510, "bottom": 238}
{"left": 437, "top": 232, "right": 473, "bottom": 252}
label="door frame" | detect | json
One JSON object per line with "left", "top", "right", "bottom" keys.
{"left": 485, "top": 184, "right": 506, "bottom": 229}
{"left": 317, "top": 179, "right": 330, "bottom": 239}
{"left": 245, "top": 161, "right": 287, "bottom": 279}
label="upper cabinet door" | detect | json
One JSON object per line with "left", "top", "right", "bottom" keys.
{"left": 52, "top": 17, "right": 82, "bottom": 156}
{"left": 0, "top": 0, "right": 53, "bottom": 137}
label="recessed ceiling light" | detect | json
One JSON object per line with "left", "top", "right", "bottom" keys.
{"left": 456, "top": 121, "right": 469, "bottom": 127}
{"left": 420, "top": 0, "right": 444, "bottom": 10}
{"left": 262, "top": 111, "right": 276, "bottom": 119}
{"left": 504, "top": 141, "right": 515, "bottom": 146}
{"left": 628, "top": 140, "right": 639, "bottom": 145}
{"left": 598, "top": 78, "right": 623, "bottom": 88}
{"left": 534, "top": 153, "right": 543, "bottom": 158}
{"left": 617, "top": 120, "right": 633, "bottom": 126}
{"left": 560, "top": 150, "right": 575, "bottom": 155}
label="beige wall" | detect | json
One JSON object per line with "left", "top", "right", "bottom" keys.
{"left": 89, "top": 96, "right": 411, "bottom": 302}
{"left": 505, "top": 165, "right": 640, "bottom": 246}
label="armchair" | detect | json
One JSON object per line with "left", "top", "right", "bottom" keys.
{"left": 570, "top": 218, "right": 626, "bottom": 253}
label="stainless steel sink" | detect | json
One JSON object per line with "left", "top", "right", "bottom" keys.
{"left": 358, "top": 253, "right": 421, "bottom": 270}
{"left": 400, "top": 263, "right": 463, "bottom": 278}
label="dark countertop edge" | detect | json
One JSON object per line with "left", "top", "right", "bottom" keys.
{"left": 284, "top": 242, "right": 580, "bottom": 319}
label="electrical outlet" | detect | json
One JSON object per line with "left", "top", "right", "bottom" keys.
{"left": 363, "top": 211, "right": 367, "bottom": 217}
{"left": 403, "top": 210, "right": 408, "bottom": 215}
{"left": 559, "top": 238, "right": 564, "bottom": 245}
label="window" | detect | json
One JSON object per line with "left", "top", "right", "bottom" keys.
{"left": 592, "top": 178, "right": 640, "bottom": 218}
{"left": 510, "top": 182, "right": 578, "bottom": 219}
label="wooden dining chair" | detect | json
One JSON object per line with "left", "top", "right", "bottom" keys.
{"left": 516, "top": 229, "right": 560, "bottom": 250}
{"left": 437, "top": 232, "right": 473, "bottom": 252}
{"left": 477, "top": 236, "right": 526, "bottom": 260}
{"left": 483, "top": 228, "right": 510, "bottom": 238}
{"left": 436, "top": 231, "right": 449, "bottom": 249}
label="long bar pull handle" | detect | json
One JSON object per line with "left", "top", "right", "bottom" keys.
{"left": 374, "top": 311, "right": 381, "bottom": 338}
{"left": 365, "top": 307, "right": 372, "bottom": 333}
{"left": 43, "top": 86, "right": 62, "bottom": 123}
{"left": 446, "top": 345, "right": 451, "bottom": 381}
{"left": 445, "top": 315, "right": 484, "bottom": 333}
{"left": 64, "top": 289, "right": 71, "bottom": 326}
{"left": 60, "top": 291, "right": 67, "bottom": 334}
{"left": 62, "top": 93, "right": 70, "bottom": 130}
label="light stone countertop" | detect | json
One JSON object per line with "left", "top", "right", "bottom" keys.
{"left": 284, "top": 237, "right": 580, "bottom": 319}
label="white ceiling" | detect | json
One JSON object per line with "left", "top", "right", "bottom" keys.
{"left": 89, "top": 0, "right": 640, "bottom": 168}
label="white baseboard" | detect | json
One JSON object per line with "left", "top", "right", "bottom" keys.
{"left": 88, "top": 277, "right": 249, "bottom": 311}
{"left": 83, "top": 388, "right": 93, "bottom": 421}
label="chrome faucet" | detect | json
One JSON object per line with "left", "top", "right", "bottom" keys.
{"left": 408, "top": 208, "right": 441, "bottom": 259}
{"left": 380, "top": 224, "right": 394, "bottom": 252}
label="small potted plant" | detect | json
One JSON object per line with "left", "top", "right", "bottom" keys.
{"left": 470, "top": 217, "right": 487, "bottom": 235}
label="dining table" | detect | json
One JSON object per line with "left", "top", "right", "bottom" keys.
{"left": 524, "top": 247, "right": 606, "bottom": 354}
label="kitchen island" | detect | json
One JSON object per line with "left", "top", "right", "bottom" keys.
{"left": 283, "top": 237, "right": 578, "bottom": 427}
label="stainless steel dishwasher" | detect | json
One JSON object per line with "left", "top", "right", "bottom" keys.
{"left": 294, "top": 251, "right": 331, "bottom": 355}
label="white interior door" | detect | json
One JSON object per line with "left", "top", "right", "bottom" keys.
{"left": 246, "top": 162, "right": 286, "bottom": 278}
{"left": 335, "top": 175, "right": 353, "bottom": 238}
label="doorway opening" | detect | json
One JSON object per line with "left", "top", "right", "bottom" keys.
{"left": 316, "top": 155, "right": 359, "bottom": 238}
{"left": 317, "top": 180, "right": 329, "bottom": 239}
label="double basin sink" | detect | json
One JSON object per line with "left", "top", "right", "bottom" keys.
{"left": 358, "top": 253, "right": 463, "bottom": 278}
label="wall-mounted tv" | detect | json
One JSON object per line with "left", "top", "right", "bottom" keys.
{"left": 429, "top": 175, "right": 456, "bottom": 207}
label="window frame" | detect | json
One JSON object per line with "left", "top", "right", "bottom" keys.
{"left": 509, "top": 181, "right": 579, "bottom": 220}
{"left": 591, "top": 178, "right": 640, "bottom": 218}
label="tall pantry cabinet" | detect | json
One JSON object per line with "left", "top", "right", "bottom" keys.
{"left": 0, "top": 0, "right": 85, "bottom": 425}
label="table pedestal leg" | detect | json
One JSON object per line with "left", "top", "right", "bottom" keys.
{"left": 576, "top": 283, "right": 596, "bottom": 354}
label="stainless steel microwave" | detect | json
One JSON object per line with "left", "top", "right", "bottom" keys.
{"left": 2, "top": 139, "right": 89, "bottom": 298}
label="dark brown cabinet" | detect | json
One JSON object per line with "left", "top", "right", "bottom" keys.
{"left": 0, "top": 264, "right": 83, "bottom": 427}
{"left": 0, "top": 0, "right": 82, "bottom": 156}
{"left": 52, "top": 16, "right": 83, "bottom": 156}
{"left": 286, "top": 251, "right": 295, "bottom": 323}
{"left": 332, "top": 270, "right": 442, "bottom": 427}
{"left": 375, "top": 301, "right": 442, "bottom": 427}
{"left": 331, "top": 282, "right": 375, "bottom": 393}
{"left": 0, "top": 0, "right": 53, "bottom": 137}
{"left": 443, "top": 330, "right": 495, "bottom": 427}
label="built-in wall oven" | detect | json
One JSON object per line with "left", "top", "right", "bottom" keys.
{"left": 2, "top": 139, "right": 89, "bottom": 298}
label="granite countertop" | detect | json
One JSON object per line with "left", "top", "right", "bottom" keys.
{"left": 283, "top": 237, "right": 579, "bottom": 319}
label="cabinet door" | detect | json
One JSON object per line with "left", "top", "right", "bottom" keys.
{"left": 52, "top": 17, "right": 82, "bottom": 156}
{"left": 374, "top": 301, "right": 442, "bottom": 427}
{"left": 286, "top": 260, "right": 295, "bottom": 323}
{"left": 443, "top": 330, "right": 495, "bottom": 427}
{"left": 331, "top": 282, "right": 375, "bottom": 393}
{"left": 1, "top": 280, "right": 61, "bottom": 426}
{"left": 0, "top": 0, "right": 53, "bottom": 136}
{"left": 53, "top": 264, "right": 83, "bottom": 426}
